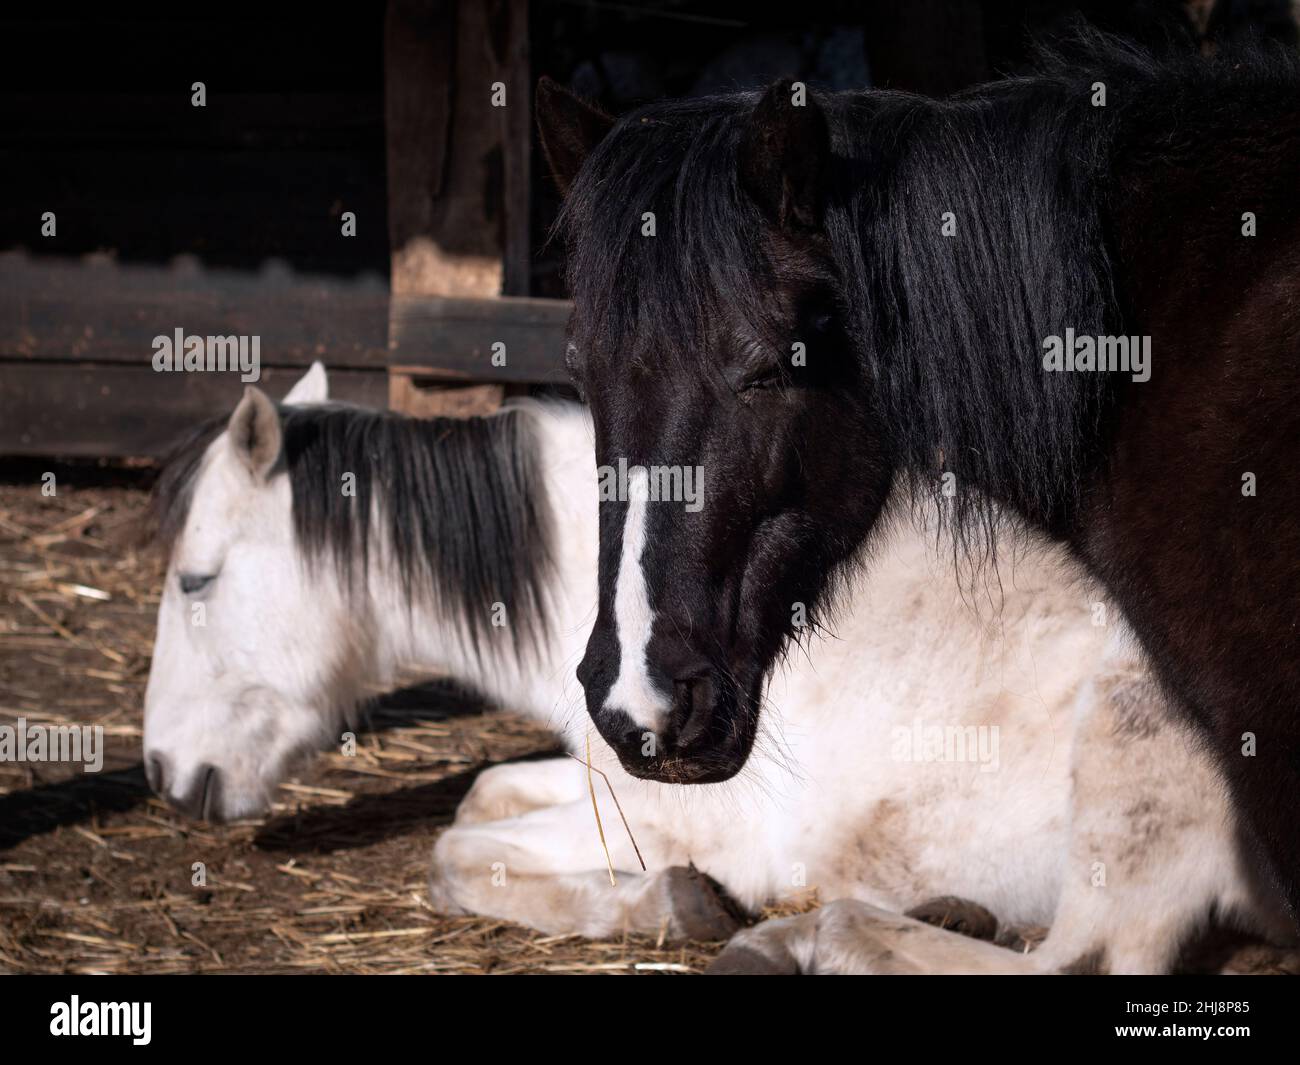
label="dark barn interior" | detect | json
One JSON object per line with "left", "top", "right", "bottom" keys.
{"left": 8, "top": 0, "right": 1288, "bottom": 460}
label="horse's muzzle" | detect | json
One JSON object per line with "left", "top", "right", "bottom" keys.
{"left": 146, "top": 753, "right": 225, "bottom": 822}
{"left": 591, "top": 666, "right": 761, "bottom": 785}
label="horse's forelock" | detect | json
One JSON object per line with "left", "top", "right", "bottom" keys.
{"left": 558, "top": 92, "right": 775, "bottom": 375}
{"left": 150, "top": 412, "right": 229, "bottom": 558}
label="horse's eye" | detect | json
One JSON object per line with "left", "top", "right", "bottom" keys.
{"left": 179, "top": 573, "right": 216, "bottom": 595}
{"left": 810, "top": 312, "right": 836, "bottom": 334}
{"left": 739, "top": 368, "right": 784, "bottom": 392}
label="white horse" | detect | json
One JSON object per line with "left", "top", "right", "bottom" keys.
{"left": 143, "top": 363, "right": 1291, "bottom": 973}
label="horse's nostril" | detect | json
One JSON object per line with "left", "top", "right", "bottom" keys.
{"left": 163, "top": 762, "right": 221, "bottom": 822}
{"left": 145, "top": 753, "right": 169, "bottom": 797}
{"left": 671, "top": 673, "right": 717, "bottom": 750}
{"left": 620, "top": 726, "right": 650, "bottom": 758}
{"left": 200, "top": 764, "right": 223, "bottom": 823}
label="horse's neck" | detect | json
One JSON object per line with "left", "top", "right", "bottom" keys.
{"left": 364, "top": 403, "right": 598, "bottom": 740}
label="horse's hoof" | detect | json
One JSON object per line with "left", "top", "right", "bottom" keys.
{"left": 707, "top": 945, "right": 797, "bottom": 975}
{"left": 905, "top": 896, "right": 999, "bottom": 941}
{"left": 664, "top": 865, "right": 745, "bottom": 941}
{"left": 425, "top": 859, "right": 470, "bottom": 916}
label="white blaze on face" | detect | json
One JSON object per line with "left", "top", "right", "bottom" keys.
{"left": 604, "top": 468, "right": 671, "bottom": 732}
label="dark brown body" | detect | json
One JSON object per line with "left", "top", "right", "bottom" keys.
{"left": 1085, "top": 95, "right": 1300, "bottom": 905}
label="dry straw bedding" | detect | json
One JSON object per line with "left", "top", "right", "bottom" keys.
{"left": 2, "top": 477, "right": 1295, "bottom": 976}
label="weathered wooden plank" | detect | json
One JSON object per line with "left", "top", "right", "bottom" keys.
{"left": 0, "top": 361, "right": 389, "bottom": 459}
{"left": 0, "top": 253, "right": 389, "bottom": 367}
{"left": 387, "top": 294, "right": 571, "bottom": 383}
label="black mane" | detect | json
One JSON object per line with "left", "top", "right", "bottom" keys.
{"left": 558, "top": 33, "right": 1300, "bottom": 558}
{"left": 153, "top": 403, "right": 552, "bottom": 663}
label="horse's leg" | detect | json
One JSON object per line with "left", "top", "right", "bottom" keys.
{"left": 709, "top": 900, "right": 1041, "bottom": 975}
{"left": 1033, "top": 634, "right": 1288, "bottom": 974}
{"left": 453, "top": 757, "right": 586, "bottom": 825}
{"left": 429, "top": 801, "right": 741, "bottom": 939}
{"left": 1214, "top": 715, "right": 1300, "bottom": 919}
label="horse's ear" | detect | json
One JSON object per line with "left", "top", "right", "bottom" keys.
{"left": 283, "top": 360, "right": 329, "bottom": 405}
{"left": 536, "top": 75, "right": 614, "bottom": 196}
{"left": 739, "top": 79, "right": 830, "bottom": 232}
{"left": 227, "top": 386, "right": 282, "bottom": 480}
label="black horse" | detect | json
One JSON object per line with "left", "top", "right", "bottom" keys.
{"left": 539, "top": 32, "right": 1300, "bottom": 919}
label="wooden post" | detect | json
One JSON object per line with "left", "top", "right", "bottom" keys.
{"left": 383, "top": 0, "right": 532, "bottom": 417}
{"left": 500, "top": 0, "right": 531, "bottom": 298}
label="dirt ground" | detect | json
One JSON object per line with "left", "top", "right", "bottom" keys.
{"left": 0, "top": 471, "right": 720, "bottom": 974}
